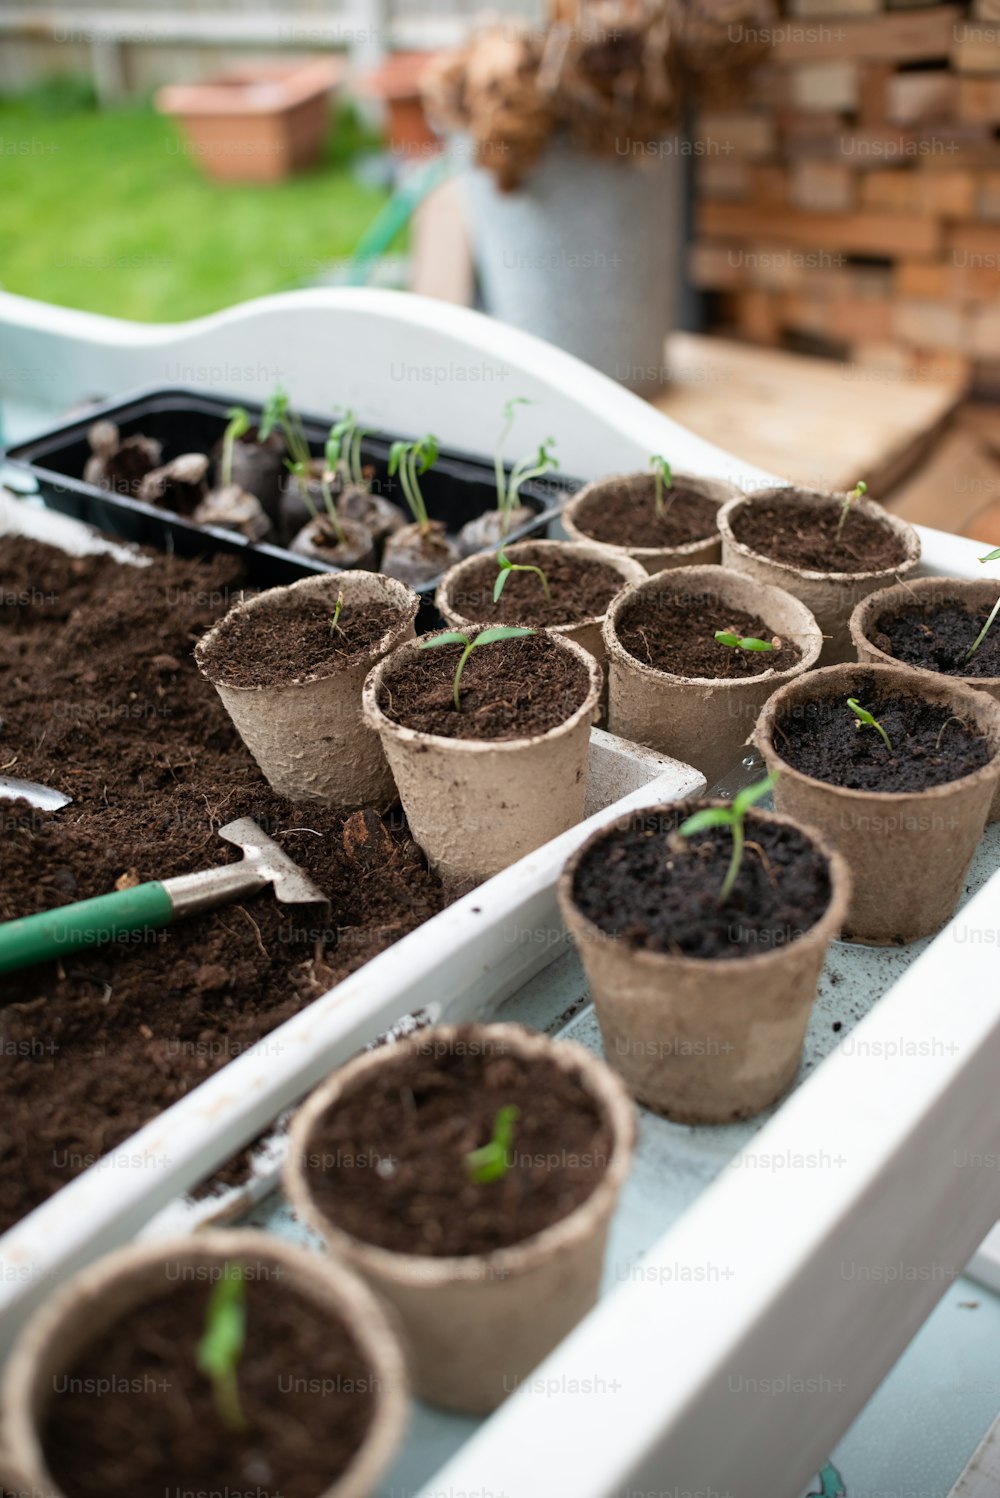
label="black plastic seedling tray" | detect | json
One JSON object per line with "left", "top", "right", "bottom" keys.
{"left": 5, "top": 388, "right": 575, "bottom": 607}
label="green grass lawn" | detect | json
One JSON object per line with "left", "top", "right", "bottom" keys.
{"left": 0, "top": 79, "right": 392, "bottom": 322}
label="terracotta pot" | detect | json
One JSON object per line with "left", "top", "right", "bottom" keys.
{"left": 362, "top": 631, "right": 602, "bottom": 886}
{"left": 283, "top": 1023, "right": 635, "bottom": 1414}
{"left": 603, "top": 564, "right": 823, "bottom": 787}
{"left": 755, "top": 662, "right": 1000, "bottom": 944}
{"left": 361, "top": 52, "right": 442, "bottom": 159}
{"left": 561, "top": 470, "right": 740, "bottom": 574}
{"left": 718, "top": 488, "right": 921, "bottom": 665}
{"left": 289, "top": 516, "right": 376, "bottom": 570}
{"left": 558, "top": 802, "right": 850, "bottom": 1123}
{"left": 0, "top": 1229, "right": 407, "bottom": 1498}
{"left": 436, "top": 539, "right": 646, "bottom": 666}
{"left": 850, "top": 575, "right": 1000, "bottom": 822}
{"left": 196, "top": 570, "right": 418, "bottom": 809}
{"left": 155, "top": 60, "right": 343, "bottom": 183}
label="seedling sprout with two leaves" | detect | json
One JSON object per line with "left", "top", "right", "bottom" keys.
{"left": 847, "top": 697, "right": 893, "bottom": 753}
{"left": 494, "top": 399, "right": 559, "bottom": 535}
{"left": 835, "top": 480, "right": 867, "bottom": 542}
{"left": 964, "top": 546, "right": 1000, "bottom": 664}
{"left": 714, "top": 631, "right": 774, "bottom": 653}
{"left": 494, "top": 546, "right": 551, "bottom": 604}
{"left": 649, "top": 455, "right": 672, "bottom": 519}
{"left": 420, "top": 625, "right": 536, "bottom": 711}
{"left": 220, "top": 407, "right": 250, "bottom": 490}
{"left": 260, "top": 388, "right": 347, "bottom": 544}
{"left": 466, "top": 1105, "right": 519, "bottom": 1184}
{"left": 678, "top": 774, "right": 778, "bottom": 905}
{"left": 326, "top": 410, "right": 372, "bottom": 492}
{"left": 197, "top": 1262, "right": 248, "bottom": 1433}
{"left": 389, "top": 434, "right": 440, "bottom": 537}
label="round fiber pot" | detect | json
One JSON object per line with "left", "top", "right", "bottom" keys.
{"left": 362, "top": 630, "right": 602, "bottom": 886}
{"left": 755, "top": 662, "right": 1000, "bottom": 944}
{"left": 0, "top": 1230, "right": 407, "bottom": 1498}
{"left": 214, "top": 426, "right": 286, "bottom": 523}
{"left": 436, "top": 539, "right": 646, "bottom": 665}
{"left": 562, "top": 469, "right": 739, "bottom": 575}
{"left": 289, "top": 516, "right": 376, "bottom": 570}
{"left": 850, "top": 575, "right": 1000, "bottom": 823}
{"left": 603, "top": 564, "right": 823, "bottom": 786}
{"left": 196, "top": 570, "right": 418, "bottom": 809}
{"left": 718, "top": 488, "right": 921, "bottom": 665}
{"left": 283, "top": 1022, "right": 636, "bottom": 1414}
{"left": 558, "top": 803, "right": 850, "bottom": 1123}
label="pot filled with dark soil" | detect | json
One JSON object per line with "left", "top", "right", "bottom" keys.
{"left": 718, "top": 486, "right": 920, "bottom": 665}
{"left": 436, "top": 539, "right": 646, "bottom": 664}
{"left": 196, "top": 570, "right": 419, "bottom": 809}
{"left": 850, "top": 575, "right": 1000, "bottom": 821}
{"left": 603, "top": 565, "right": 822, "bottom": 785}
{"left": 283, "top": 1022, "right": 635, "bottom": 1414}
{"left": 755, "top": 663, "right": 1000, "bottom": 943}
{"left": 561, "top": 469, "right": 740, "bottom": 574}
{"left": 362, "top": 626, "right": 602, "bottom": 886}
{"left": 0, "top": 1230, "right": 407, "bottom": 1498}
{"left": 558, "top": 799, "right": 850, "bottom": 1122}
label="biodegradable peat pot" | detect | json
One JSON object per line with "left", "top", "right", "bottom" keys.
{"left": 603, "top": 565, "right": 823, "bottom": 786}
{"left": 561, "top": 470, "right": 740, "bottom": 574}
{"left": 851, "top": 575, "right": 1000, "bottom": 822}
{"left": 289, "top": 516, "right": 376, "bottom": 570}
{"left": 363, "top": 628, "right": 602, "bottom": 886}
{"left": 755, "top": 662, "right": 1000, "bottom": 944}
{"left": 558, "top": 802, "right": 850, "bottom": 1123}
{"left": 436, "top": 539, "right": 646, "bottom": 665}
{"left": 284, "top": 1022, "right": 635, "bottom": 1414}
{"left": 381, "top": 520, "right": 461, "bottom": 589}
{"left": 196, "top": 570, "right": 418, "bottom": 809}
{"left": 212, "top": 424, "right": 286, "bottom": 522}
{"left": 718, "top": 487, "right": 921, "bottom": 665}
{"left": 0, "top": 1230, "right": 407, "bottom": 1498}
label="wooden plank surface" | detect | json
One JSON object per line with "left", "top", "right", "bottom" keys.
{"left": 698, "top": 200, "right": 943, "bottom": 256}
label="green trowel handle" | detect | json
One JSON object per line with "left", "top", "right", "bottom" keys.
{"left": 0, "top": 882, "right": 175, "bottom": 976}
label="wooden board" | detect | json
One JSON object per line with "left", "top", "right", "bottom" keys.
{"left": 651, "top": 333, "right": 965, "bottom": 493}
{"left": 698, "top": 200, "right": 943, "bottom": 257}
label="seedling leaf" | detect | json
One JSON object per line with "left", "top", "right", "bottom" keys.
{"left": 714, "top": 631, "right": 775, "bottom": 653}
{"left": 677, "top": 773, "right": 778, "bottom": 904}
{"left": 197, "top": 1263, "right": 248, "bottom": 1432}
{"left": 466, "top": 1105, "right": 519, "bottom": 1184}
{"left": 847, "top": 697, "right": 893, "bottom": 752}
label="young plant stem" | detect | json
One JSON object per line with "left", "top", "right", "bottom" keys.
{"left": 494, "top": 397, "right": 532, "bottom": 519}
{"left": 677, "top": 775, "right": 777, "bottom": 905}
{"left": 390, "top": 436, "right": 438, "bottom": 537}
{"left": 420, "top": 625, "right": 536, "bottom": 711}
{"left": 835, "top": 480, "right": 867, "bottom": 542}
{"left": 847, "top": 697, "right": 893, "bottom": 752}
{"left": 466, "top": 1105, "right": 519, "bottom": 1184}
{"left": 197, "top": 1263, "right": 248, "bottom": 1433}
{"left": 964, "top": 548, "right": 1000, "bottom": 663}
{"left": 649, "top": 455, "right": 672, "bottom": 520}
{"left": 221, "top": 407, "right": 249, "bottom": 490}
{"left": 935, "top": 715, "right": 963, "bottom": 751}
{"left": 503, "top": 439, "right": 557, "bottom": 532}
{"left": 330, "top": 592, "right": 344, "bottom": 634}
{"left": 494, "top": 547, "right": 552, "bottom": 604}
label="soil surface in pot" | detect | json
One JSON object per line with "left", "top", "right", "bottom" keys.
{"left": 575, "top": 476, "right": 718, "bottom": 550}
{"left": 198, "top": 596, "right": 404, "bottom": 688}
{"left": 571, "top": 808, "right": 832, "bottom": 960}
{"left": 449, "top": 547, "right": 628, "bottom": 628}
{"left": 615, "top": 596, "right": 803, "bottom": 678}
{"left": 871, "top": 599, "right": 1000, "bottom": 680}
{"left": 379, "top": 630, "right": 592, "bottom": 741}
{"left": 730, "top": 496, "right": 907, "bottom": 574}
{"left": 0, "top": 538, "right": 446, "bottom": 1233}
{"left": 42, "top": 1275, "right": 374, "bottom": 1498}
{"left": 304, "top": 1027, "right": 612, "bottom": 1256}
{"left": 772, "top": 678, "right": 992, "bottom": 792}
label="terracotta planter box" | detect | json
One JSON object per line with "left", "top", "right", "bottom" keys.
{"left": 156, "top": 60, "right": 343, "bottom": 183}
{"left": 360, "top": 52, "right": 441, "bottom": 159}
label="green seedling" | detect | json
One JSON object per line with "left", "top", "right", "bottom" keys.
{"left": 220, "top": 407, "right": 250, "bottom": 490}
{"left": 714, "top": 631, "right": 774, "bottom": 653}
{"left": 835, "top": 480, "right": 867, "bottom": 541}
{"left": 493, "top": 400, "right": 558, "bottom": 535}
{"left": 197, "top": 1263, "right": 248, "bottom": 1433}
{"left": 649, "top": 454, "right": 672, "bottom": 519}
{"left": 261, "top": 387, "right": 345, "bottom": 541}
{"left": 678, "top": 774, "right": 778, "bottom": 905}
{"left": 964, "top": 546, "right": 1000, "bottom": 664}
{"left": 420, "top": 625, "right": 536, "bottom": 711}
{"left": 466, "top": 1105, "right": 519, "bottom": 1184}
{"left": 327, "top": 410, "right": 372, "bottom": 491}
{"left": 847, "top": 697, "right": 893, "bottom": 752}
{"left": 389, "top": 434, "right": 439, "bottom": 537}
{"left": 493, "top": 546, "right": 551, "bottom": 604}
{"left": 329, "top": 591, "right": 345, "bottom": 635}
